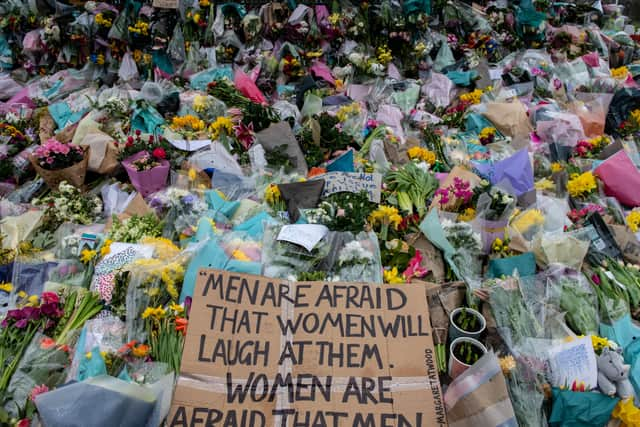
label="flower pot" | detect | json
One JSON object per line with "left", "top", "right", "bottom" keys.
{"left": 122, "top": 151, "right": 170, "bottom": 198}
{"left": 448, "top": 337, "right": 487, "bottom": 379}
{"left": 29, "top": 146, "right": 89, "bottom": 190}
{"left": 449, "top": 307, "right": 486, "bottom": 341}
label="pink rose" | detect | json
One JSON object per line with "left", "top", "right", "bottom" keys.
{"left": 46, "top": 157, "right": 54, "bottom": 164}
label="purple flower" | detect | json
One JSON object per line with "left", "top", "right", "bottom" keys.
{"left": 182, "top": 195, "right": 196, "bottom": 205}
{"left": 5, "top": 309, "right": 24, "bottom": 321}
{"left": 15, "top": 318, "right": 28, "bottom": 329}
{"left": 21, "top": 306, "right": 41, "bottom": 321}
{"left": 40, "top": 303, "right": 60, "bottom": 318}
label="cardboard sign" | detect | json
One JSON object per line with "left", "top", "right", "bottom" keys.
{"left": 315, "top": 172, "right": 382, "bottom": 203}
{"left": 153, "top": 0, "right": 178, "bottom": 8}
{"left": 169, "top": 270, "right": 447, "bottom": 427}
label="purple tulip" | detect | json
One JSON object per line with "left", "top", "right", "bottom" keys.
{"left": 15, "top": 318, "right": 28, "bottom": 329}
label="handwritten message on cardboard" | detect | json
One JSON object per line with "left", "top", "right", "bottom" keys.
{"left": 169, "top": 270, "right": 447, "bottom": 427}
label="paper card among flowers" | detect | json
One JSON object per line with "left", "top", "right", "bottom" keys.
{"left": 548, "top": 336, "right": 598, "bottom": 391}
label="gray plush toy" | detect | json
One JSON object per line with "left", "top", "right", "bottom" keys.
{"left": 596, "top": 347, "right": 635, "bottom": 399}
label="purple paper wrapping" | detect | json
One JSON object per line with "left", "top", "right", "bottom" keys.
{"left": 473, "top": 149, "right": 534, "bottom": 196}
{"left": 122, "top": 151, "right": 170, "bottom": 198}
{"left": 478, "top": 218, "right": 509, "bottom": 253}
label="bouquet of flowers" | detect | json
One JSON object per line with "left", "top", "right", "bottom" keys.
{"left": 32, "top": 181, "right": 102, "bottom": 233}
{"left": 330, "top": 232, "right": 382, "bottom": 283}
{"left": 304, "top": 191, "right": 375, "bottom": 233}
{"left": 122, "top": 150, "right": 170, "bottom": 198}
{"left": 29, "top": 139, "right": 88, "bottom": 189}
{"left": 108, "top": 214, "right": 163, "bottom": 244}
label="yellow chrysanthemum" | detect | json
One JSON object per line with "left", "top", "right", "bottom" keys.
{"left": 567, "top": 171, "right": 597, "bottom": 198}
{"left": 512, "top": 209, "right": 545, "bottom": 233}
{"left": 383, "top": 267, "right": 405, "bottom": 284}
{"left": 535, "top": 178, "right": 556, "bottom": 191}
{"left": 460, "top": 86, "right": 491, "bottom": 105}
{"left": 627, "top": 210, "right": 640, "bottom": 233}
{"left": 499, "top": 355, "right": 516, "bottom": 375}
{"left": 611, "top": 66, "right": 629, "bottom": 80}
{"left": 369, "top": 205, "right": 402, "bottom": 229}
{"left": 407, "top": 147, "right": 436, "bottom": 165}
{"left": 140, "top": 237, "right": 180, "bottom": 261}
{"left": 550, "top": 162, "right": 564, "bottom": 173}
{"left": 171, "top": 115, "right": 205, "bottom": 132}
{"left": 479, "top": 127, "right": 496, "bottom": 140}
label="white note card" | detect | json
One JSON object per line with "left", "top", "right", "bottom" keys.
{"left": 548, "top": 336, "right": 598, "bottom": 390}
{"left": 277, "top": 224, "right": 329, "bottom": 252}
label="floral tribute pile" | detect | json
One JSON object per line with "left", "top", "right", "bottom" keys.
{"left": 0, "top": 0, "right": 639, "bottom": 425}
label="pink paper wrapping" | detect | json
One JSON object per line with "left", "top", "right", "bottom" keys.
{"left": 234, "top": 69, "right": 267, "bottom": 104}
{"left": 310, "top": 61, "right": 335, "bottom": 86}
{"left": 122, "top": 151, "right": 170, "bottom": 198}
{"left": 595, "top": 150, "right": 640, "bottom": 207}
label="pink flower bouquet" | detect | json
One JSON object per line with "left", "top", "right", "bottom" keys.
{"left": 122, "top": 151, "right": 170, "bottom": 198}
{"left": 29, "top": 139, "right": 88, "bottom": 189}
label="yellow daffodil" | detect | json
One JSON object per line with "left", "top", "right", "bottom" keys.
{"left": 142, "top": 305, "right": 166, "bottom": 321}
{"left": 208, "top": 116, "right": 234, "bottom": 140}
{"left": 80, "top": 249, "right": 97, "bottom": 264}
{"left": 383, "top": 267, "right": 405, "bottom": 284}
{"left": 169, "top": 302, "right": 184, "bottom": 314}
{"left": 188, "top": 168, "right": 197, "bottom": 182}
{"left": 0, "top": 282, "right": 12, "bottom": 293}
{"left": 627, "top": 210, "right": 640, "bottom": 233}
{"left": 460, "top": 86, "right": 491, "bottom": 105}
{"left": 335, "top": 103, "right": 361, "bottom": 122}
{"left": 100, "top": 240, "right": 112, "bottom": 257}
{"left": 613, "top": 398, "right": 640, "bottom": 426}
{"left": 457, "top": 207, "right": 476, "bottom": 222}
{"left": 27, "top": 295, "right": 39, "bottom": 306}
{"left": 264, "top": 184, "right": 282, "bottom": 206}
{"left": 631, "top": 109, "right": 640, "bottom": 126}
{"left": 192, "top": 95, "right": 209, "bottom": 113}
{"left": 85, "top": 352, "right": 92, "bottom": 360}
{"left": 232, "top": 249, "right": 251, "bottom": 262}
{"left": 369, "top": 205, "right": 402, "bottom": 229}
{"left": 376, "top": 45, "right": 393, "bottom": 66}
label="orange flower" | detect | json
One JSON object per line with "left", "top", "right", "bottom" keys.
{"left": 308, "top": 167, "right": 327, "bottom": 178}
{"left": 132, "top": 344, "right": 150, "bottom": 358}
{"left": 176, "top": 317, "right": 188, "bottom": 335}
{"left": 118, "top": 340, "right": 137, "bottom": 353}
{"left": 40, "top": 337, "right": 56, "bottom": 350}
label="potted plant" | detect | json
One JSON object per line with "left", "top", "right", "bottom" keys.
{"left": 122, "top": 149, "right": 170, "bottom": 198}
{"left": 29, "top": 138, "right": 89, "bottom": 189}
{"left": 449, "top": 307, "right": 486, "bottom": 341}
{"left": 449, "top": 337, "right": 487, "bottom": 379}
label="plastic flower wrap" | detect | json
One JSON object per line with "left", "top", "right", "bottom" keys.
{"left": 545, "top": 264, "right": 599, "bottom": 336}
{"left": 107, "top": 214, "right": 163, "bottom": 244}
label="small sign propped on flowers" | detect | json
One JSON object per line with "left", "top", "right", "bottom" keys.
{"left": 152, "top": 0, "right": 178, "bottom": 8}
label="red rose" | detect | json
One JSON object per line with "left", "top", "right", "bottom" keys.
{"left": 148, "top": 135, "right": 154, "bottom": 143}
{"left": 152, "top": 147, "right": 166, "bottom": 159}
